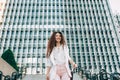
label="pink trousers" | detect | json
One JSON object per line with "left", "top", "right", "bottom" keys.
{"left": 55, "top": 64, "right": 70, "bottom": 80}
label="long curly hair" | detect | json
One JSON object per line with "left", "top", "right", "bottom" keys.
{"left": 46, "top": 31, "right": 66, "bottom": 58}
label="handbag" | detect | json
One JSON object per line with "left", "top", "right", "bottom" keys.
{"left": 70, "top": 68, "right": 74, "bottom": 80}
{"left": 70, "top": 71, "right": 73, "bottom": 80}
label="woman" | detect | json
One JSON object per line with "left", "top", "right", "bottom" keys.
{"left": 46, "top": 32, "right": 77, "bottom": 80}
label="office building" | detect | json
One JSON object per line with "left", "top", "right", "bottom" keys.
{"left": 0, "top": 0, "right": 120, "bottom": 74}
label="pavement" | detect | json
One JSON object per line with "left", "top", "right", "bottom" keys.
{"left": 22, "top": 73, "right": 84, "bottom": 80}
{"left": 22, "top": 74, "right": 45, "bottom": 80}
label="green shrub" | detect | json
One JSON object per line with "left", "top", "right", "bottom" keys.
{"left": 1, "top": 49, "right": 19, "bottom": 71}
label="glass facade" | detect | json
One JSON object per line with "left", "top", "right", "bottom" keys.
{"left": 114, "top": 14, "right": 120, "bottom": 46}
{"left": 0, "top": 0, "right": 6, "bottom": 26}
{"left": 0, "top": 0, "right": 120, "bottom": 74}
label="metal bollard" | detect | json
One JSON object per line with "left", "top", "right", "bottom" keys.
{"left": 102, "top": 73, "right": 108, "bottom": 80}
{"left": 4, "top": 75, "right": 11, "bottom": 80}
{"left": 19, "top": 73, "right": 22, "bottom": 79}
{"left": 11, "top": 72, "right": 17, "bottom": 80}
{"left": 0, "top": 71, "right": 3, "bottom": 80}
{"left": 99, "top": 69, "right": 108, "bottom": 80}
{"left": 79, "top": 69, "right": 84, "bottom": 78}
{"left": 85, "top": 70, "right": 91, "bottom": 79}
{"left": 91, "top": 74, "right": 98, "bottom": 80}
{"left": 100, "top": 73, "right": 108, "bottom": 80}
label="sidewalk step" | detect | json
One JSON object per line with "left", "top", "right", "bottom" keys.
{"left": 22, "top": 74, "right": 84, "bottom": 80}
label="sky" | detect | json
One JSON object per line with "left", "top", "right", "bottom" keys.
{"left": 109, "top": 0, "right": 120, "bottom": 14}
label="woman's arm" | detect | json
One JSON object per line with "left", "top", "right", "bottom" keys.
{"left": 46, "top": 66, "right": 51, "bottom": 80}
{"left": 46, "top": 57, "right": 52, "bottom": 80}
{"left": 66, "top": 45, "right": 77, "bottom": 68}
{"left": 69, "top": 58, "right": 77, "bottom": 68}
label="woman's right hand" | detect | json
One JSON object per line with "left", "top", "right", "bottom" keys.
{"left": 73, "top": 63, "right": 77, "bottom": 69}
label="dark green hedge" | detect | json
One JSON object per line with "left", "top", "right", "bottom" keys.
{"left": 1, "top": 49, "right": 19, "bottom": 71}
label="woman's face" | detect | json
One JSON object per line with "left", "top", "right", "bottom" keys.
{"left": 55, "top": 33, "right": 61, "bottom": 43}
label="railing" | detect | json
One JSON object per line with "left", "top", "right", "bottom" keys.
{"left": 72, "top": 66, "right": 120, "bottom": 80}
{"left": 1, "top": 66, "right": 120, "bottom": 80}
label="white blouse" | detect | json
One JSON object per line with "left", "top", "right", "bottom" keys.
{"left": 53, "top": 45, "right": 66, "bottom": 65}
{"left": 47, "top": 45, "right": 66, "bottom": 67}
{"left": 46, "top": 45, "right": 72, "bottom": 79}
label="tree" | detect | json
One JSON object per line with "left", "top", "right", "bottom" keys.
{"left": 1, "top": 49, "right": 19, "bottom": 71}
